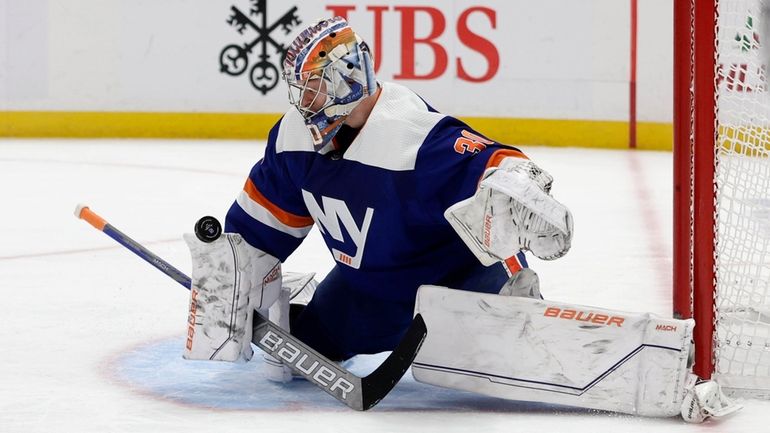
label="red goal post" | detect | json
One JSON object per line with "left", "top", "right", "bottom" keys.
{"left": 674, "top": 0, "right": 770, "bottom": 391}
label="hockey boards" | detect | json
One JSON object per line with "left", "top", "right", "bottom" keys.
{"left": 254, "top": 312, "right": 426, "bottom": 410}
{"left": 75, "top": 205, "right": 427, "bottom": 411}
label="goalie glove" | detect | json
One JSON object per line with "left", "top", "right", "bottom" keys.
{"left": 445, "top": 158, "right": 573, "bottom": 264}
{"left": 183, "top": 232, "right": 282, "bottom": 362}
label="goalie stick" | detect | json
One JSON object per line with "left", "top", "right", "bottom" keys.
{"left": 74, "top": 204, "right": 427, "bottom": 411}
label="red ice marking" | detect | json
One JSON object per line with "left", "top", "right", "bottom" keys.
{"left": 628, "top": 152, "right": 671, "bottom": 307}
{"left": 0, "top": 157, "right": 242, "bottom": 178}
{"left": 0, "top": 238, "right": 181, "bottom": 261}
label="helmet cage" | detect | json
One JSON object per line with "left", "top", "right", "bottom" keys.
{"left": 282, "top": 18, "right": 376, "bottom": 152}
{"left": 285, "top": 60, "right": 361, "bottom": 121}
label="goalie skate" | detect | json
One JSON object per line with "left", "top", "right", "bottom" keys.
{"left": 681, "top": 376, "right": 742, "bottom": 423}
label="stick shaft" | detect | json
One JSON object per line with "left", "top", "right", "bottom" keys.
{"left": 75, "top": 205, "right": 191, "bottom": 289}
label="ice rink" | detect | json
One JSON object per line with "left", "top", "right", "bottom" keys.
{"left": 2, "top": 138, "right": 768, "bottom": 432}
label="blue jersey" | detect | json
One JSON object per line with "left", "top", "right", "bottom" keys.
{"left": 225, "top": 82, "right": 527, "bottom": 304}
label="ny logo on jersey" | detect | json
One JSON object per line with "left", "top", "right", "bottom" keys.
{"left": 301, "top": 190, "right": 374, "bottom": 269}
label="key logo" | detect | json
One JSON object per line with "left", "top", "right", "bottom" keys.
{"left": 302, "top": 190, "right": 374, "bottom": 269}
{"left": 220, "top": 0, "right": 302, "bottom": 94}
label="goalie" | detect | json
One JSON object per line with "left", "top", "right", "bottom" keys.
{"left": 182, "top": 17, "right": 739, "bottom": 423}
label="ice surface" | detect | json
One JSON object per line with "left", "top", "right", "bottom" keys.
{"left": 1, "top": 139, "right": 767, "bottom": 432}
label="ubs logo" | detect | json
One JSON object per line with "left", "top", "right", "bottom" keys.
{"left": 219, "top": 0, "right": 302, "bottom": 94}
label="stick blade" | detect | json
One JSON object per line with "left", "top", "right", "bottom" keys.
{"left": 360, "top": 313, "right": 427, "bottom": 410}
{"left": 252, "top": 312, "right": 427, "bottom": 411}
{"left": 252, "top": 311, "right": 366, "bottom": 410}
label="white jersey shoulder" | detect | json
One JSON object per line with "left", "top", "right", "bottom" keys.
{"left": 343, "top": 82, "right": 446, "bottom": 171}
{"left": 275, "top": 82, "right": 446, "bottom": 172}
{"left": 275, "top": 106, "right": 316, "bottom": 154}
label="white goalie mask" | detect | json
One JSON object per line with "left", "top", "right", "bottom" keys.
{"left": 282, "top": 17, "right": 377, "bottom": 153}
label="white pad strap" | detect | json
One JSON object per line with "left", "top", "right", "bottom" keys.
{"left": 183, "top": 233, "right": 281, "bottom": 362}
{"left": 413, "top": 285, "right": 694, "bottom": 417}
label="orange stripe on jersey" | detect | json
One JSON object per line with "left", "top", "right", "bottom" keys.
{"left": 243, "top": 179, "right": 314, "bottom": 228}
{"left": 485, "top": 148, "right": 529, "bottom": 172}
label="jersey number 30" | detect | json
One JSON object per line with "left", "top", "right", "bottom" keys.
{"left": 454, "top": 130, "right": 494, "bottom": 155}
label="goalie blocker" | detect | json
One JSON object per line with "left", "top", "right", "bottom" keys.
{"left": 413, "top": 285, "right": 740, "bottom": 421}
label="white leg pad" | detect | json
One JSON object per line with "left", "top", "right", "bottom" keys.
{"left": 183, "top": 233, "right": 281, "bottom": 362}
{"left": 413, "top": 285, "right": 694, "bottom": 417}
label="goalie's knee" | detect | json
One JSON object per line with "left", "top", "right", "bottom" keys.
{"left": 499, "top": 268, "right": 541, "bottom": 299}
{"left": 263, "top": 272, "right": 319, "bottom": 383}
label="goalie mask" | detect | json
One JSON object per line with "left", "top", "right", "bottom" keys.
{"left": 283, "top": 17, "right": 377, "bottom": 153}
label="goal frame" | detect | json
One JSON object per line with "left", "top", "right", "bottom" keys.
{"left": 673, "top": 0, "right": 718, "bottom": 380}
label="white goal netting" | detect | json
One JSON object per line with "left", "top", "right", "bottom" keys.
{"left": 714, "top": 0, "right": 770, "bottom": 390}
